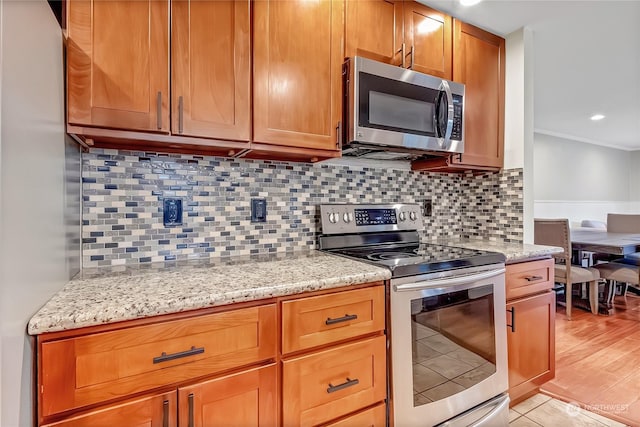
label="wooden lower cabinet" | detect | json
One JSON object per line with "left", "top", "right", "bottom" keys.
{"left": 282, "top": 336, "right": 386, "bottom": 427}
{"left": 506, "top": 260, "right": 556, "bottom": 405}
{"left": 36, "top": 283, "right": 386, "bottom": 426}
{"left": 42, "top": 392, "right": 177, "bottom": 427}
{"left": 323, "top": 402, "right": 386, "bottom": 427}
{"left": 178, "top": 364, "right": 277, "bottom": 427}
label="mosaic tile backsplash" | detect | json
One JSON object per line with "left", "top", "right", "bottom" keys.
{"left": 82, "top": 149, "right": 523, "bottom": 267}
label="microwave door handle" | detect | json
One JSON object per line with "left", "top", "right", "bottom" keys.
{"left": 439, "top": 80, "right": 454, "bottom": 141}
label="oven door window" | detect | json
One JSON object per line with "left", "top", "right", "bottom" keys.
{"left": 358, "top": 72, "right": 440, "bottom": 137}
{"left": 410, "top": 284, "right": 497, "bottom": 407}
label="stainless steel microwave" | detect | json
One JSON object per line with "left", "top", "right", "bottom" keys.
{"left": 342, "top": 56, "right": 465, "bottom": 160}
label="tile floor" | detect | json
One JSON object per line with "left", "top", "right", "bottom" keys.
{"left": 510, "top": 393, "right": 629, "bottom": 427}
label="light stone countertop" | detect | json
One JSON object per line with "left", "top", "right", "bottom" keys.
{"left": 28, "top": 241, "right": 561, "bottom": 336}
{"left": 440, "top": 238, "right": 563, "bottom": 264}
{"left": 27, "top": 250, "right": 391, "bottom": 335}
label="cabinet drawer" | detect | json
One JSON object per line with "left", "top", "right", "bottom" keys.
{"left": 40, "top": 305, "right": 276, "bottom": 417}
{"left": 282, "top": 285, "right": 385, "bottom": 354}
{"left": 322, "top": 403, "right": 386, "bottom": 427}
{"left": 282, "top": 336, "right": 386, "bottom": 427}
{"left": 506, "top": 259, "right": 554, "bottom": 300}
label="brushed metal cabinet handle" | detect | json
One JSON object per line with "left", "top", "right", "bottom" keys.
{"left": 162, "top": 400, "right": 169, "bottom": 427}
{"left": 188, "top": 393, "right": 195, "bottom": 427}
{"left": 507, "top": 307, "right": 515, "bottom": 333}
{"left": 325, "top": 313, "right": 357, "bottom": 325}
{"left": 153, "top": 346, "right": 204, "bottom": 364}
{"left": 327, "top": 377, "right": 359, "bottom": 394}
{"left": 409, "top": 45, "right": 415, "bottom": 69}
{"left": 178, "top": 95, "right": 184, "bottom": 134}
{"left": 156, "top": 91, "right": 163, "bottom": 130}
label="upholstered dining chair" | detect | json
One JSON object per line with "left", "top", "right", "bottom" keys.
{"left": 594, "top": 260, "right": 640, "bottom": 303}
{"left": 606, "top": 213, "right": 640, "bottom": 233}
{"left": 594, "top": 214, "right": 640, "bottom": 299}
{"left": 534, "top": 218, "right": 600, "bottom": 320}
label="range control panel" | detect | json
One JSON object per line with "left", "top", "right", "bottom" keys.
{"left": 320, "top": 203, "right": 423, "bottom": 235}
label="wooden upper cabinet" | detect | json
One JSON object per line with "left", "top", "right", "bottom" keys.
{"left": 450, "top": 20, "right": 505, "bottom": 169}
{"left": 66, "top": 0, "right": 169, "bottom": 133}
{"left": 344, "top": 1, "right": 450, "bottom": 78}
{"left": 404, "top": 2, "right": 452, "bottom": 79}
{"left": 253, "top": 0, "right": 343, "bottom": 151}
{"left": 171, "top": 0, "right": 251, "bottom": 142}
{"left": 344, "top": 0, "right": 403, "bottom": 66}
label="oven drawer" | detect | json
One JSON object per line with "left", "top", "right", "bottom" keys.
{"left": 282, "top": 336, "right": 386, "bottom": 427}
{"left": 39, "top": 305, "right": 277, "bottom": 417}
{"left": 506, "top": 258, "right": 554, "bottom": 300}
{"left": 281, "top": 285, "right": 385, "bottom": 354}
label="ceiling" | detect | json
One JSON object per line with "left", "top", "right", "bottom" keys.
{"left": 421, "top": 0, "right": 640, "bottom": 151}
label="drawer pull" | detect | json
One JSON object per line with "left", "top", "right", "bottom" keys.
{"left": 525, "top": 275, "right": 543, "bottom": 282}
{"left": 162, "top": 399, "right": 169, "bottom": 427}
{"left": 325, "top": 314, "right": 358, "bottom": 325}
{"left": 327, "top": 377, "right": 359, "bottom": 394}
{"left": 153, "top": 346, "right": 204, "bottom": 364}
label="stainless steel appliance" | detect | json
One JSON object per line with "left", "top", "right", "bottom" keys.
{"left": 319, "top": 203, "right": 509, "bottom": 427}
{"left": 342, "top": 57, "right": 465, "bottom": 160}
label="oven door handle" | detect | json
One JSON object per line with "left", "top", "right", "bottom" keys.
{"left": 393, "top": 268, "right": 505, "bottom": 292}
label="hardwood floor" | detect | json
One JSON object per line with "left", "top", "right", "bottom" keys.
{"left": 540, "top": 292, "right": 640, "bottom": 426}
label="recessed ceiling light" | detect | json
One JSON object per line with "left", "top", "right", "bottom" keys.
{"left": 460, "top": 0, "right": 482, "bottom": 6}
{"left": 590, "top": 114, "right": 605, "bottom": 121}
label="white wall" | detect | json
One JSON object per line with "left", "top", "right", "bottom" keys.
{"left": 533, "top": 132, "right": 638, "bottom": 227}
{"left": 505, "top": 27, "right": 535, "bottom": 243}
{"left": 0, "top": 1, "right": 76, "bottom": 426}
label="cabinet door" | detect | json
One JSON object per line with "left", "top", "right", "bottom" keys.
{"left": 178, "top": 364, "right": 277, "bottom": 427}
{"left": 345, "top": 0, "right": 403, "bottom": 66}
{"left": 451, "top": 20, "right": 505, "bottom": 169}
{"left": 403, "top": 2, "right": 452, "bottom": 79}
{"left": 42, "top": 392, "right": 176, "bottom": 427}
{"left": 172, "top": 0, "right": 251, "bottom": 141}
{"left": 253, "top": 0, "right": 343, "bottom": 151}
{"left": 67, "top": 0, "right": 169, "bottom": 132}
{"left": 507, "top": 292, "right": 556, "bottom": 402}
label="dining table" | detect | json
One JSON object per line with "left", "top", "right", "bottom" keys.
{"left": 570, "top": 227, "right": 640, "bottom": 314}
{"left": 571, "top": 227, "right": 640, "bottom": 256}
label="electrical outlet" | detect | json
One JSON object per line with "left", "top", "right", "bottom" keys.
{"left": 423, "top": 199, "right": 433, "bottom": 217}
{"left": 251, "top": 198, "right": 267, "bottom": 223}
{"left": 163, "top": 198, "right": 183, "bottom": 227}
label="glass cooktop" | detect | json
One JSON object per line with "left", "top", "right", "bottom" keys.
{"left": 329, "top": 243, "right": 505, "bottom": 278}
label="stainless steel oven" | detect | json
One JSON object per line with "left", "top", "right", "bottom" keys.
{"left": 390, "top": 264, "right": 509, "bottom": 426}
{"left": 319, "top": 203, "right": 509, "bottom": 426}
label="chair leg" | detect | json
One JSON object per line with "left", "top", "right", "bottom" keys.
{"left": 566, "top": 283, "right": 572, "bottom": 320}
{"left": 588, "top": 280, "right": 598, "bottom": 315}
{"left": 622, "top": 283, "right": 629, "bottom": 297}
